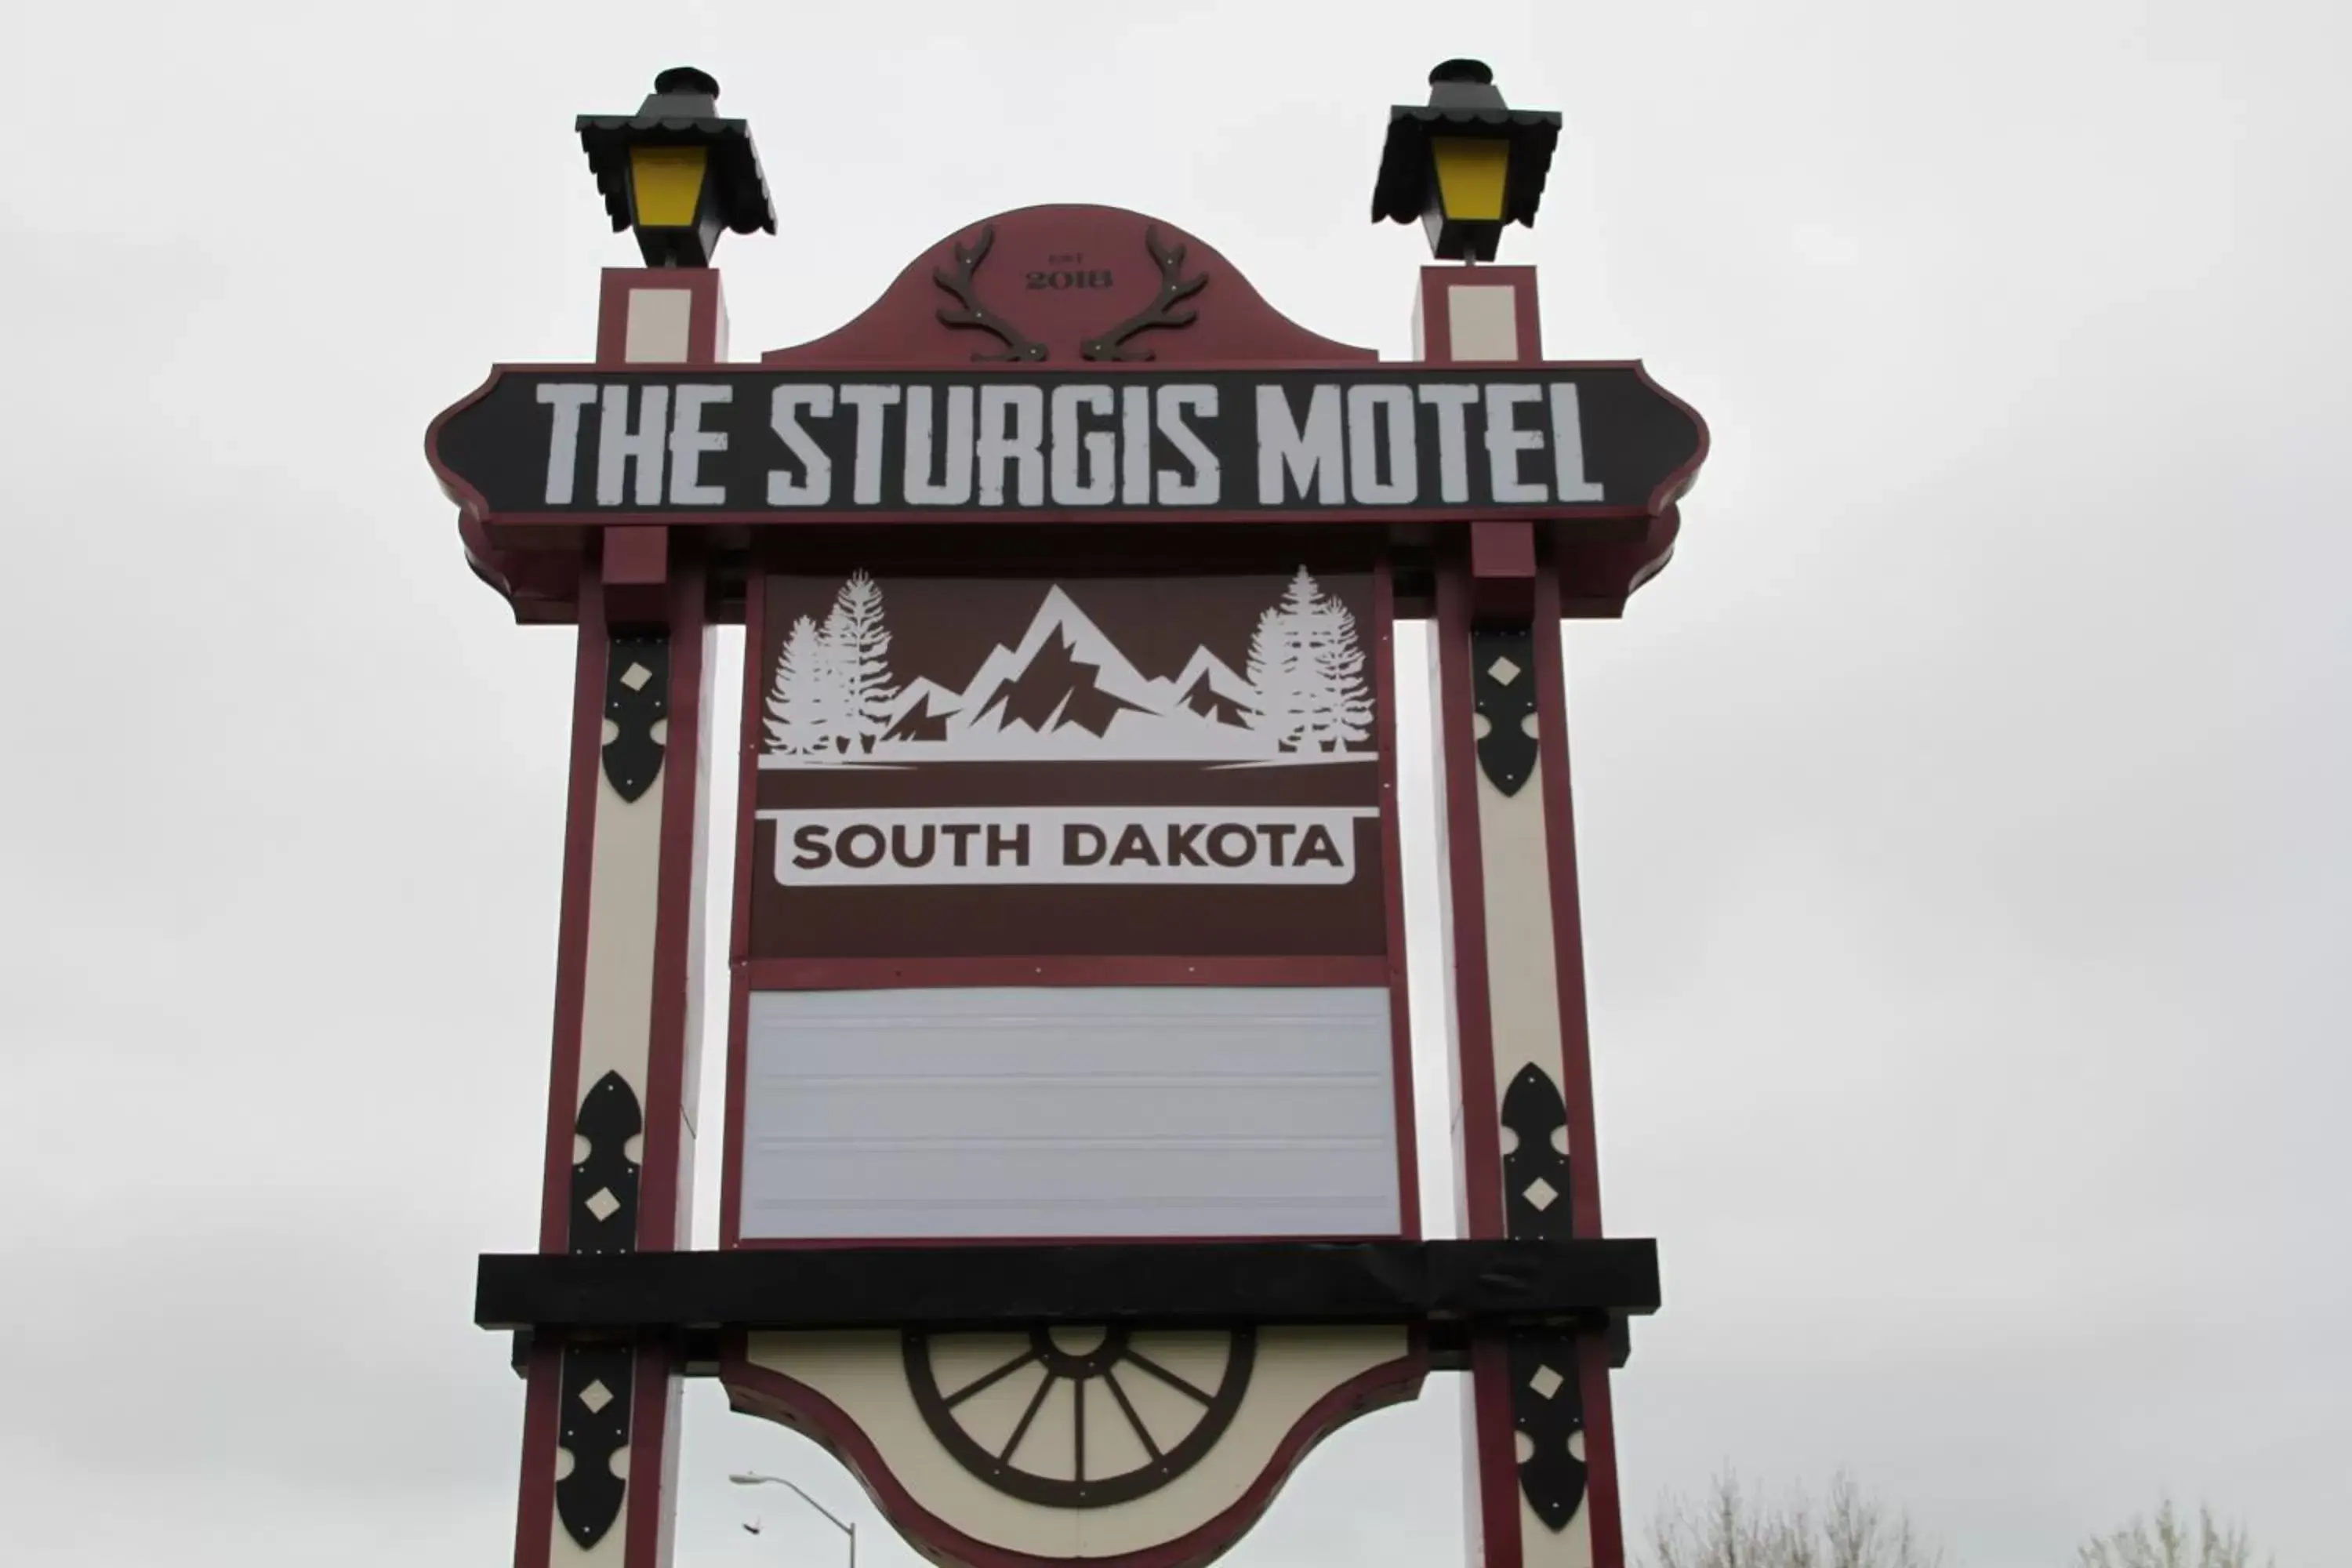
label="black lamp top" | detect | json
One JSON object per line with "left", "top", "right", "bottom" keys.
{"left": 1370, "top": 58, "right": 1563, "bottom": 234}
{"left": 580, "top": 65, "right": 735, "bottom": 134}
{"left": 1419, "top": 57, "right": 1512, "bottom": 114}
{"left": 653, "top": 66, "right": 721, "bottom": 100}
{"left": 576, "top": 66, "right": 778, "bottom": 239}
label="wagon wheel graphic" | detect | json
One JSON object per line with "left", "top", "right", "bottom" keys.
{"left": 906, "top": 1326, "right": 1255, "bottom": 1508}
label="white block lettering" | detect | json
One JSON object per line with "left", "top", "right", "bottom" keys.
{"left": 1155, "top": 385, "right": 1219, "bottom": 504}
{"left": 767, "top": 386, "right": 833, "bottom": 506}
{"left": 1417, "top": 384, "right": 1478, "bottom": 503}
{"left": 1345, "top": 384, "right": 1417, "bottom": 504}
{"left": 837, "top": 384, "right": 901, "bottom": 505}
{"left": 668, "top": 383, "right": 731, "bottom": 505}
{"left": 597, "top": 385, "right": 670, "bottom": 506}
{"left": 977, "top": 385, "right": 1046, "bottom": 506}
{"left": 1483, "top": 384, "right": 1547, "bottom": 504}
{"left": 902, "top": 386, "right": 974, "bottom": 506}
{"left": 535, "top": 383, "right": 598, "bottom": 505}
{"left": 1120, "top": 386, "right": 1152, "bottom": 504}
{"left": 1050, "top": 385, "right": 1116, "bottom": 506}
{"left": 1548, "top": 383, "right": 1605, "bottom": 503}
{"left": 1258, "top": 384, "right": 1345, "bottom": 503}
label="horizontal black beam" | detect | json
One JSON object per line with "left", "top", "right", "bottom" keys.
{"left": 477, "top": 1238, "right": 1658, "bottom": 1335}
{"left": 505, "top": 1316, "right": 1641, "bottom": 1377}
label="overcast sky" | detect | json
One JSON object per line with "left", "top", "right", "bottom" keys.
{"left": 4, "top": 2, "right": 2345, "bottom": 1565}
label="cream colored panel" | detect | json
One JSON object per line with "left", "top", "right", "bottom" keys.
{"left": 1119, "top": 1345, "right": 1214, "bottom": 1456}
{"left": 1072, "top": 1328, "right": 1403, "bottom": 1557}
{"left": 1463, "top": 631, "right": 1595, "bottom": 1563}
{"left": 1422, "top": 627, "right": 1468, "bottom": 1209}
{"left": 1446, "top": 284, "right": 1521, "bottom": 362}
{"left": 547, "top": 1516, "right": 628, "bottom": 1568}
{"left": 1475, "top": 710, "right": 1564, "bottom": 1120}
{"left": 951, "top": 1361, "right": 1052, "bottom": 1458}
{"left": 1120, "top": 1330, "right": 1231, "bottom": 1393}
{"left": 1085, "top": 1382, "right": 1154, "bottom": 1482}
{"left": 577, "top": 766, "right": 664, "bottom": 1120}
{"left": 623, "top": 288, "right": 694, "bottom": 362}
{"left": 740, "top": 1329, "right": 1410, "bottom": 1560}
{"left": 678, "top": 622, "right": 715, "bottom": 1144}
{"left": 1011, "top": 1380, "right": 1080, "bottom": 1483}
{"left": 928, "top": 1333, "right": 1033, "bottom": 1396}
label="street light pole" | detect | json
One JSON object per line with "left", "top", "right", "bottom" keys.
{"left": 728, "top": 1472, "right": 856, "bottom": 1568}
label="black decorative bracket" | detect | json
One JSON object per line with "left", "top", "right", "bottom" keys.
{"left": 1472, "top": 626, "right": 1537, "bottom": 795}
{"left": 570, "top": 1071, "right": 643, "bottom": 1256}
{"left": 935, "top": 225, "right": 1048, "bottom": 362}
{"left": 1502, "top": 1064, "right": 1574, "bottom": 1243}
{"left": 556, "top": 1341, "right": 634, "bottom": 1549}
{"left": 1509, "top": 1330, "right": 1588, "bottom": 1531}
{"left": 1501, "top": 1062, "right": 1586, "bottom": 1530}
{"left": 601, "top": 637, "right": 669, "bottom": 803}
{"left": 1080, "top": 227, "right": 1207, "bottom": 361}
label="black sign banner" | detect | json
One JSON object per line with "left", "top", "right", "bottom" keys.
{"left": 429, "top": 365, "right": 1704, "bottom": 524}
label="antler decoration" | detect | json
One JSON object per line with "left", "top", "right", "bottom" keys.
{"left": 933, "top": 225, "right": 1047, "bottom": 362}
{"left": 1081, "top": 227, "right": 1208, "bottom": 361}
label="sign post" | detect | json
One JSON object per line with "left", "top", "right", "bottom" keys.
{"left": 440, "top": 60, "right": 1706, "bottom": 1568}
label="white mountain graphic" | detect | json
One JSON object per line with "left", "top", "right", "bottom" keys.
{"left": 763, "top": 572, "right": 1373, "bottom": 768}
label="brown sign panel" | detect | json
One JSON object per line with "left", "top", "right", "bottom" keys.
{"left": 743, "top": 566, "right": 1388, "bottom": 959}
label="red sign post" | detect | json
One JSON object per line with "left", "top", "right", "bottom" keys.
{"left": 441, "top": 61, "right": 1704, "bottom": 1568}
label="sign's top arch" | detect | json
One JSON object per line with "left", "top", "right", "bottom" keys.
{"left": 759, "top": 204, "right": 1377, "bottom": 368}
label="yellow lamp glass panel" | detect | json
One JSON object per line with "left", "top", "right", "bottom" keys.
{"left": 630, "top": 147, "right": 709, "bottom": 227}
{"left": 1431, "top": 138, "right": 1510, "bottom": 222}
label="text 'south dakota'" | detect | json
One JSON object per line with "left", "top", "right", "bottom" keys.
{"left": 758, "top": 807, "right": 1379, "bottom": 887}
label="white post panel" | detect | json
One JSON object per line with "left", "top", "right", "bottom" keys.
{"left": 514, "top": 267, "right": 727, "bottom": 1568}
{"left": 1418, "top": 263, "right": 1625, "bottom": 1568}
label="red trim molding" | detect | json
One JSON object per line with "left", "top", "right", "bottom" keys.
{"left": 1432, "top": 554, "right": 1505, "bottom": 1240}
{"left": 720, "top": 571, "right": 764, "bottom": 1253}
{"left": 1530, "top": 568, "right": 1604, "bottom": 1242}
{"left": 1373, "top": 564, "right": 1422, "bottom": 1241}
{"left": 739, "top": 955, "right": 1393, "bottom": 991}
{"left": 1577, "top": 1334, "right": 1625, "bottom": 1568}
{"left": 536, "top": 573, "right": 608, "bottom": 1252}
{"left": 510, "top": 1342, "right": 561, "bottom": 1568}
{"left": 622, "top": 1339, "right": 681, "bottom": 1568}
{"left": 634, "top": 554, "right": 710, "bottom": 1251}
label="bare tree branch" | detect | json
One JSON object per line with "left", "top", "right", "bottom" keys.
{"left": 1641, "top": 1471, "right": 1945, "bottom": 1568}
{"left": 2078, "top": 1497, "right": 2273, "bottom": 1568}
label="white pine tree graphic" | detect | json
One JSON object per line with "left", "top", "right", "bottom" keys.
{"left": 764, "top": 614, "right": 833, "bottom": 757}
{"left": 1307, "top": 595, "right": 1373, "bottom": 750}
{"left": 1245, "top": 606, "right": 1301, "bottom": 750}
{"left": 829, "top": 569, "right": 898, "bottom": 753}
{"left": 763, "top": 570, "right": 896, "bottom": 760}
{"left": 1244, "top": 568, "right": 1372, "bottom": 753}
